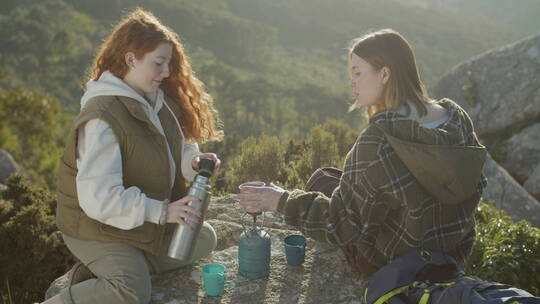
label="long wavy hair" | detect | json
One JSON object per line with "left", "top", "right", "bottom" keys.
{"left": 348, "top": 29, "right": 432, "bottom": 118}
{"left": 87, "top": 8, "right": 223, "bottom": 143}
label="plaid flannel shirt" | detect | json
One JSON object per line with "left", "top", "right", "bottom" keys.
{"left": 277, "top": 99, "right": 488, "bottom": 269}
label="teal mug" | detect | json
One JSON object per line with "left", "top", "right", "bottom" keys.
{"left": 201, "top": 263, "right": 227, "bottom": 296}
{"left": 284, "top": 234, "right": 307, "bottom": 266}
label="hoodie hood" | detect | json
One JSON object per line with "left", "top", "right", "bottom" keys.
{"left": 81, "top": 71, "right": 172, "bottom": 137}
{"left": 79, "top": 71, "right": 189, "bottom": 189}
{"left": 369, "top": 99, "right": 487, "bottom": 205}
{"left": 81, "top": 71, "right": 164, "bottom": 113}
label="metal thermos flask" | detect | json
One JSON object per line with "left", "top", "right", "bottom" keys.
{"left": 167, "top": 158, "right": 215, "bottom": 261}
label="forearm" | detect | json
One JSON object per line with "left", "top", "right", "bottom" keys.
{"left": 181, "top": 141, "right": 202, "bottom": 181}
{"left": 277, "top": 189, "right": 365, "bottom": 246}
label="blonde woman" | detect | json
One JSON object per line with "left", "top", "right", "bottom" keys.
{"left": 238, "top": 29, "right": 487, "bottom": 279}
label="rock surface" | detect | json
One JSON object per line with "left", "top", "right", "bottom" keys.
{"left": 0, "top": 149, "right": 19, "bottom": 184}
{"left": 432, "top": 33, "right": 540, "bottom": 139}
{"left": 491, "top": 123, "right": 540, "bottom": 184}
{"left": 482, "top": 154, "right": 540, "bottom": 226}
{"left": 44, "top": 178, "right": 540, "bottom": 302}
{"left": 524, "top": 165, "right": 540, "bottom": 200}
{"left": 45, "top": 195, "right": 367, "bottom": 303}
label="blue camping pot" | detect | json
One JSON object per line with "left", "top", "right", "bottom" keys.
{"left": 238, "top": 211, "right": 271, "bottom": 279}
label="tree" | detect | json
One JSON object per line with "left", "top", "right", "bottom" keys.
{"left": 225, "top": 136, "right": 285, "bottom": 192}
{"left": 285, "top": 125, "right": 340, "bottom": 189}
{"left": 0, "top": 174, "right": 75, "bottom": 303}
{"left": 0, "top": 89, "right": 71, "bottom": 189}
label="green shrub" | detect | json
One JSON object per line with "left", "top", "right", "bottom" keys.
{"left": 0, "top": 174, "right": 74, "bottom": 303}
{"left": 318, "top": 119, "right": 359, "bottom": 160}
{"left": 220, "top": 120, "right": 358, "bottom": 191}
{"left": 467, "top": 202, "right": 540, "bottom": 295}
{"left": 0, "top": 89, "right": 71, "bottom": 190}
{"left": 285, "top": 125, "right": 341, "bottom": 189}
{"left": 200, "top": 134, "right": 243, "bottom": 195}
{"left": 225, "top": 136, "right": 286, "bottom": 192}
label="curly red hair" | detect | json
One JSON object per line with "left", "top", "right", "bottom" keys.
{"left": 87, "top": 8, "right": 222, "bottom": 143}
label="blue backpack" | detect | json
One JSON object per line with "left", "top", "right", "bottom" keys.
{"left": 364, "top": 250, "right": 540, "bottom": 304}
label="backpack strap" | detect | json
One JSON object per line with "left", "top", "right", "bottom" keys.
{"left": 364, "top": 250, "right": 540, "bottom": 304}
{"left": 365, "top": 250, "right": 462, "bottom": 304}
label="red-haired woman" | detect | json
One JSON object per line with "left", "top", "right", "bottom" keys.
{"left": 44, "top": 8, "right": 223, "bottom": 304}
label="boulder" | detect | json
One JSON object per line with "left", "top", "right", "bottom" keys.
{"left": 432, "top": 33, "right": 540, "bottom": 139}
{"left": 482, "top": 153, "right": 540, "bottom": 226}
{"left": 490, "top": 123, "right": 540, "bottom": 186}
{"left": 45, "top": 195, "right": 366, "bottom": 303}
{"left": 0, "top": 149, "right": 19, "bottom": 183}
{"left": 44, "top": 169, "right": 540, "bottom": 303}
{"left": 524, "top": 165, "right": 540, "bottom": 200}
{"left": 148, "top": 227, "right": 364, "bottom": 304}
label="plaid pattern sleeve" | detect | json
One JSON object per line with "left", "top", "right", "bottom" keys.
{"left": 278, "top": 99, "right": 488, "bottom": 267}
{"left": 278, "top": 126, "right": 390, "bottom": 251}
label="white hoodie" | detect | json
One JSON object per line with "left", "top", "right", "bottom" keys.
{"left": 76, "top": 71, "right": 202, "bottom": 230}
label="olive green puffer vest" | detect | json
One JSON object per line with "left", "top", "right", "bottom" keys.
{"left": 56, "top": 95, "right": 187, "bottom": 254}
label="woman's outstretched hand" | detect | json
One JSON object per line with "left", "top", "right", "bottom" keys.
{"left": 166, "top": 195, "right": 202, "bottom": 230}
{"left": 236, "top": 183, "right": 285, "bottom": 212}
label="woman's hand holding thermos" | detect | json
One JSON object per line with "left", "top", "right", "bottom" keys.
{"left": 167, "top": 154, "right": 221, "bottom": 230}
{"left": 166, "top": 196, "right": 203, "bottom": 230}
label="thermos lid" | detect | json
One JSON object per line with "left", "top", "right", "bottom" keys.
{"left": 199, "top": 158, "right": 215, "bottom": 178}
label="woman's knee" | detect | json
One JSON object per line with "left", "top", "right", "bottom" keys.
{"left": 201, "top": 221, "right": 217, "bottom": 251}
{"left": 190, "top": 221, "right": 217, "bottom": 261}
{"left": 81, "top": 245, "right": 152, "bottom": 304}
{"left": 133, "top": 277, "right": 152, "bottom": 304}
{"left": 107, "top": 274, "right": 152, "bottom": 304}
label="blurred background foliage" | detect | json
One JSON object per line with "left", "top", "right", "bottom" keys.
{"left": 2, "top": 0, "right": 536, "bottom": 191}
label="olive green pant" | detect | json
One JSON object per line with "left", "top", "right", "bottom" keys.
{"left": 59, "top": 222, "right": 217, "bottom": 304}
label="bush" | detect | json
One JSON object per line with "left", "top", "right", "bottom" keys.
{"left": 0, "top": 174, "right": 74, "bottom": 303}
{"left": 467, "top": 202, "right": 540, "bottom": 295}
{"left": 285, "top": 125, "right": 341, "bottom": 189}
{"left": 0, "top": 89, "right": 71, "bottom": 190}
{"left": 219, "top": 120, "right": 358, "bottom": 191}
{"left": 318, "top": 119, "right": 359, "bottom": 160}
{"left": 225, "top": 136, "right": 286, "bottom": 192}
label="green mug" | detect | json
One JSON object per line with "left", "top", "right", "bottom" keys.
{"left": 202, "top": 263, "right": 226, "bottom": 296}
{"left": 284, "top": 234, "right": 307, "bottom": 266}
